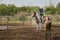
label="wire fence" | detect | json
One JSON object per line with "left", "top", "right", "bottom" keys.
{"left": 0, "top": 16, "right": 60, "bottom": 40}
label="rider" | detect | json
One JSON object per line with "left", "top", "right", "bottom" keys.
{"left": 39, "top": 8, "right": 52, "bottom": 31}
{"left": 39, "top": 8, "right": 45, "bottom": 30}
{"left": 39, "top": 8, "right": 44, "bottom": 15}
{"left": 39, "top": 8, "right": 44, "bottom": 23}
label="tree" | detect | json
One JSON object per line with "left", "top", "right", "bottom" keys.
{"left": 56, "top": 3, "right": 60, "bottom": 15}
{"left": 56, "top": 3, "right": 60, "bottom": 21}
{"left": 44, "top": 5, "right": 56, "bottom": 15}
{"left": 0, "top": 4, "right": 18, "bottom": 16}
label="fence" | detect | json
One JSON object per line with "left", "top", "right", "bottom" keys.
{"left": 0, "top": 16, "right": 60, "bottom": 40}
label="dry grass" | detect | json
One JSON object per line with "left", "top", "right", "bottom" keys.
{"left": 0, "top": 23, "right": 60, "bottom": 40}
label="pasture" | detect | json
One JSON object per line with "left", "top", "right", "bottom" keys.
{"left": 0, "top": 23, "right": 60, "bottom": 40}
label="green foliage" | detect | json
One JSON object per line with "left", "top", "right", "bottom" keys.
{"left": 0, "top": 3, "right": 60, "bottom": 16}
{"left": 24, "top": 6, "right": 39, "bottom": 15}
{"left": 18, "top": 7, "right": 27, "bottom": 11}
{"left": 56, "top": 3, "right": 60, "bottom": 14}
{"left": 25, "top": 6, "right": 39, "bottom": 13}
{"left": 0, "top": 4, "right": 18, "bottom": 16}
{"left": 45, "top": 3, "right": 60, "bottom": 15}
{"left": 44, "top": 5, "right": 56, "bottom": 15}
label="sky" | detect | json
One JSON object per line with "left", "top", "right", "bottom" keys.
{"left": 0, "top": 0, "right": 60, "bottom": 8}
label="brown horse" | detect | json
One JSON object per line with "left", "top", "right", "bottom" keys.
{"left": 43, "top": 16, "right": 52, "bottom": 31}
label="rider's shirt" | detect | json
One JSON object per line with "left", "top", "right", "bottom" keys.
{"left": 35, "top": 13, "right": 43, "bottom": 24}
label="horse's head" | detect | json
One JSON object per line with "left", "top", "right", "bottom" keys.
{"left": 33, "top": 12, "right": 36, "bottom": 17}
{"left": 45, "top": 16, "right": 52, "bottom": 24}
{"left": 46, "top": 17, "right": 49, "bottom": 21}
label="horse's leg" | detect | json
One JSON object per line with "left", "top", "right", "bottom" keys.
{"left": 38, "top": 23, "right": 39, "bottom": 31}
{"left": 44, "top": 23, "right": 46, "bottom": 30}
{"left": 46, "top": 23, "right": 51, "bottom": 32}
{"left": 37, "top": 23, "right": 43, "bottom": 31}
{"left": 41, "top": 24, "right": 44, "bottom": 30}
{"left": 39, "top": 23, "right": 42, "bottom": 31}
{"left": 36, "top": 23, "right": 39, "bottom": 31}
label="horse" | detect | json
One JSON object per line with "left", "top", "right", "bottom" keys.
{"left": 31, "top": 12, "right": 52, "bottom": 31}
{"left": 31, "top": 12, "right": 44, "bottom": 31}
{"left": 44, "top": 16, "right": 52, "bottom": 31}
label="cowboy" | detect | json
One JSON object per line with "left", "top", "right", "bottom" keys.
{"left": 39, "top": 8, "right": 44, "bottom": 16}
{"left": 38, "top": 8, "right": 44, "bottom": 30}
{"left": 39, "top": 8, "right": 44, "bottom": 23}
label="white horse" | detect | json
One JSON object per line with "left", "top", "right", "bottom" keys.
{"left": 31, "top": 12, "right": 43, "bottom": 31}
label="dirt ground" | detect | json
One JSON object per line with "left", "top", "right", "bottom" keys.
{"left": 0, "top": 23, "right": 60, "bottom": 40}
